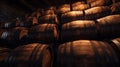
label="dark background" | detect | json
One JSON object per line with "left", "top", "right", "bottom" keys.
{"left": 0, "top": 0, "right": 82, "bottom": 20}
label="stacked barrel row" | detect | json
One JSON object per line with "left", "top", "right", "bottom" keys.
{"left": 0, "top": 6, "right": 59, "bottom": 48}
{"left": 0, "top": 38, "right": 120, "bottom": 67}
{"left": 57, "top": 1, "right": 120, "bottom": 43}
{"left": 56, "top": 38, "right": 120, "bottom": 67}
{"left": 0, "top": 0, "right": 120, "bottom": 67}
{"left": 0, "top": 6, "right": 57, "bottom": 66}
{"left": 0, "top": 0, "right": 120, "bottom": 46}
{"left": 56, "top": 0, "right": 120, "bottom": 14}
{"left": 54, "top": 0, "right": 120, "bottom": 67}
{"left": 0, "top": 43, "right": 53, "bottom": 67}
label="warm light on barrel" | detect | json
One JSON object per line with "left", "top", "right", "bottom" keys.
{"left": 0, "top": 0, "right": 120, "bottom": 67}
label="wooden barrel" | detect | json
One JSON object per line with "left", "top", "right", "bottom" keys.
{"left": 0, "top": 27, "right": 28, "bottom": 45}
{"left": 61, "top": 11, "right": 84, "bottom": 24}
{"left": 20, "top": 16, "right": 38, "bottom": 27}
{"left": 57, "top": 4, "right": 71, "bottom": 14}
{"left": 61, "top": 20, "right": 98, "bottom": 43}
{"left": 43, "top": 6, "right": 56, "bottom": 15}
{"left": 27, "top": 24, "right": 58, "bottom": 43}
{"left": 87, "top": 0, "right": 96, "bottom": 3}
{"left": 30, "top": 11, "right": 38, "bottom": 18}
{"left": 90, "top": 0, "right": 113, "bottom": 7}
{"left": 43, "top": 9, "right": 55, "bottom": 15}
{"left": 38, "top": 14, "right": 58, "bottom": 24}
{"left": 36, "top": 9, "right": 43, "bottom": 18}
{"left": 0, "top": 19, "right": 20, "bottom": 29}
{"left": 61, "top": 6, "right": 111, "bottom": 24}
{"left": 3, "top": 43, "right": 53, "bottom": 67}
{"left": 72, "top": 3, "right": 90, "bottom": 11}
{"left": 72, "top": 1, "right": 86, "bottom": 11}
{"left": 27, "top": 8, "right": 42, "bottom": 19}
{"left": 14, "top": 27, "right": 29, "bottom": 42}
{"left": 57, "top": 40, "right": 120, "bottom": 67}
{"left": 106, "top": 38, "right": 120, "bottom": 63}
{"left": 87, "top": 0, "right": 115, "bottom": 4}
{"left": 72, "top": 0, "right": 113, "bottom": 11}
{"left": 29, "top": 7, "right": 56, "bottom": 18}
{"left": 97, "top": 15, "right": 120, "bottom": 38}
{"left": 111, "top": 2, "right": 120, "bottom": 14}
{"left": 0, "top": 47, "right": 11, "bottom": 67}
{"left": 84, "top": 6, "right": 111, "bottom": 20}
{"left": 111, "top": 38, "right": 120, "bottom": 52}
{"left": 0, "top": 30, "right": 18, "bottom": 43}
{"left": 72, "top": 1, "right": 85, "bottom": 7}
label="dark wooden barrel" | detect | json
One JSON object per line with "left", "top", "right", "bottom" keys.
{"left": 111, "top": 38, "right": 120, "bottom": 51}
{"left": 14, "top": 27, "right": 29, "bottom": 41}
{"left": 90, "top": 0, "right": 113, "bottom": 7}
{"left": 0, "top": 47, "right": 11, "bottom": 67}
{"left": 25, "top": 9, "right": 42, "bottom": 19}
{"left": 110, "top": 38, "right": 120, "bottom": 59}
{"left": 38, "top": 14, "right": 58, "bottom": 24}
{"left": 0, "top": 29, "right": 18, "bottom": 43}
{"left": 27, "top": 24, "right": 58, "bottom": 43}
{"left": 43, "top": 6, "right": 56, "bottom": 15}
{"left": 43, "top": 9, "right": 55, "bottom": 16}
{"left": 36, "top": 9, "right": 43, "bottom": 18}
{"left": 57, "top": 40, "right": 120, "bottom": 67}
{"left": 57, "top": 4, "right": 71, "bottom": 14}
{"left": 20, "top": 16, "right": 38, "bottom": 27}
{"left": 87, "top": 0, "right": 96, "bottom": 3}
{"left": 106, "top": 38, "right": 120, "bottom": 64}
{"left": 97, "top": 15, "right": 120, "bottom": 38}
{"left": 29, "top": 11, "right": 38, "bottom": 18}
{"left": 61, "top": 20, "right": 98, "bottom": 43}
{"left": 0, "top": 27, "right": 28, "bottom": 45}
{"left": 61, "top": 6, "right": 111, "bottom": 24}
{"left": 3, "top": 43, "right": 53, "bottom": 67}
{"left": 0, "top": 19, "right": 20, "bottom": 29}
{"left": 111, "top": 2, "right": 120, "bottom": 14}
{"left": 26, "top": 7, "right": 56, "bottom": 19}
